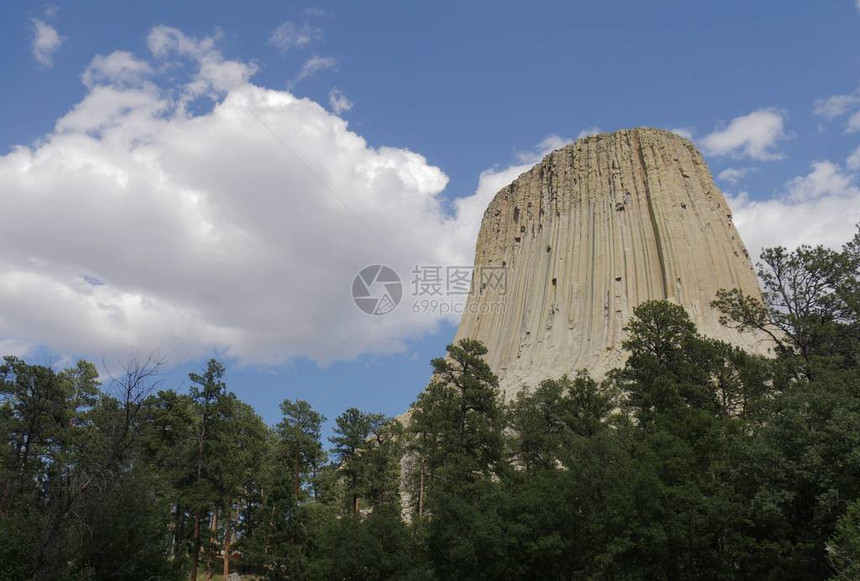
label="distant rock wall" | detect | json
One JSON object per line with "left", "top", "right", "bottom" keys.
{"left": 454, "top": 128, "right": 769, "bottom": 396}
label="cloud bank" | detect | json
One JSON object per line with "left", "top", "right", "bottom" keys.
{"left": 727, "top": 156, "right": 860, "bottom": 262}
{"left": 0, "top": 26, "right": 495, "bottom": 365}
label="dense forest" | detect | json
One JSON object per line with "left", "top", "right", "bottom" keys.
{"left": 2, "top": 230, "right": 860, "bottom": 581}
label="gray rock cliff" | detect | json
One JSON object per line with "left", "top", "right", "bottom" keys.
{"left": 454, "top": 128, "right": 769, "bottom": 396}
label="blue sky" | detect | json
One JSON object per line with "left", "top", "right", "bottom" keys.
{"left": 2, "top": 0, "right": 860, "bottom": 436}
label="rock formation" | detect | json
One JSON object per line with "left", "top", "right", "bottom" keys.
{"left": 455, "top": 128, "right": 769, "bottom": 396}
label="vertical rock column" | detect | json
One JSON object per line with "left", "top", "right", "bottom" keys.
{"left": 454, "top": 128, "right": 768, "bottom": 396}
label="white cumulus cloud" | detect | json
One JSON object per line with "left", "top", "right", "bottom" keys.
{"left": 269, "top": 21, "right": 323, "bottom": 52}
{"left": 814, "top": 93, "right": 860, "bottom": 119}
{"left": 577, "top": 126, "right": 602, "bottom": 139}
{"left": 0, "top": 26, "right": 514, "bottom": 367}
{"left": 785, "top": 160, "right": 860, "bottom": 202}
{"left": 668, "top": 127, "right": 694, "bottom": 140}
{"left": 700, "top": 109, "right": 788, "bottom": 160}
{"left": 728, "top": 161, "right": 860, "bottom": 262}
{"left": 717, "top": 167, "right": 753, "bottom": 185}
{"left": 514, "top": 134, "right": 572, "bottom": 164}
{"left": 813, "top": 90, "right": 860, "bottom": 133}
{"left": 31, "top": 18, "right": 64, "bottom": 67}
{"left": 295, "top": 55, "right": 337, "bottom": 83}
{"left": 82, "top": 51, "right": 153, "bottom": 88}
{"left": 328, "top": 88, "right": 353, "bottom": 115}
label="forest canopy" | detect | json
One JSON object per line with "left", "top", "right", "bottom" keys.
{"left": 2, "top": 229, "right": 860, "bottom": 580}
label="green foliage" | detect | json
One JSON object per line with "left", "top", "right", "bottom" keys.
{"left": 330, "top": 407, "right": 401, "bottom": 513}
{"left": 71, "top": 465, "right": 184, "bottom": 581}
{"left": 307, "top": 504, "right": 416, "bottom": 581}
{"left": 713, "top": 230, "right": 860, "bottom": 378}
{"left": 277, "top": 399, "right": 326, "bottom": 500}
{"left": 410, "top": 339, "right": 504, "bottom": 492}
{"left": 508, "top": 372, "right": 614, "bottom": 470}
{"left": 828, "top": 499, "right": 860, "bottom": 580}
{"left": 1, "top": 354, "right": 178, "bottom": 580}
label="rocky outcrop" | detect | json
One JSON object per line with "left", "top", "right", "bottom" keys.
{"left": 455, "top": 128, "right": 769, "bottom": 396}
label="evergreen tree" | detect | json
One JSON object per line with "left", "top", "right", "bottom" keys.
{"left": 408, "top": 339, "right": 506, "bottom": 577}
{"left": 410, "top": 339, "right": 504, "bottom": 494}
{"left": 714, "top": 232, "right": 860, "bottom": 577}
{"left": 508, "top": 372, "right": 613, "bottom": 470}
{"left": 278, "top": 399, "right": 326, "bottom": 502}
{"left": 330, "top": 407, "right": 390, "bottom": 513}
{"left": 185, "top": 359, "right": 263, "bottom": 581}
{"left": 244, "top": 399, "right": 325, "bottom": 580}
{"left": 828, "top": 499, "right": 860, "bottom": 581}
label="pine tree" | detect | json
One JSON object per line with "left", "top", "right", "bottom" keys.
{"left": 410, "top": 339, "right": 504, "bottom": 495}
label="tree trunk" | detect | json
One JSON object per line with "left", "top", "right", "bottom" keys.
{"left": 205, "top": 508, "right": 218, "bottom": 581}
{"left": 190, "top": 420, "right": 206, "bottom": 581}
{"left": 17, "top": 433, "right": 32, "bottom": 490}
{"left": 418, "top": 459, "right": 425, "bottom": 517}
{"left": 190, "top": 510, "right": 202, "bottom": 581}
{"left": 171, "top": 503, "right": 182, "bottom": 559}
{"left": 223, "top": 498, "right": 232, "bottom": 578}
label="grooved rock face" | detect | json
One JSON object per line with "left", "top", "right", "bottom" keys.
{"left": 455, "top": 128, "right": 769, "bottom": 396}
